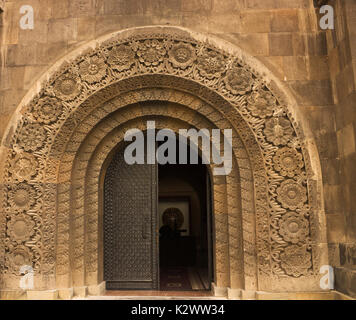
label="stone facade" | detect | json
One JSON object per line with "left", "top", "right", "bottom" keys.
{"left": 326, "top": 0, "right": 356, "bottom": 298}
{"left": 0, "top": 0, "right": 355, "bottom": 299}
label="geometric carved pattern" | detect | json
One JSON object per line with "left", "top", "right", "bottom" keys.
{"left": 104, "top": 145, "right": 158, "bottom": 289}
{"left": 0, "top": 27, "right": 323, "bottom": 290}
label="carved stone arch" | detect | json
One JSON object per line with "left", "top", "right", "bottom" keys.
{"left": 76, "top": 114, "right": 245, "bottom": 291}
{"left": 54, "top": 96, "right": 256, "bottom": 291}
{"left": 0, "top": 26, "right": 327, "bottom": 296}
{"left": 49, "top": 83, "right": 262, "bottom": 293}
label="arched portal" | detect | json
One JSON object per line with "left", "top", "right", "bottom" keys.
{"left": 0, "top": 26, "right": 327, "bottom": 298}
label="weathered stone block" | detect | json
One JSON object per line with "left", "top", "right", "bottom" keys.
{"left": 47, "top": 18, "right": 77, "bottom": 43}
{"left": 36, "top": 42, "right": 68, "bottom": 65}
{"left": 335, "top": 267, "right": 356, "bottom": 298}
{"left": 283, "top": 56, "right": 308, "bottom": 80}
{"left": 231, "top": 33, "right": 269, "bottom": 56}
{"left": 289, "top": 79, "right": 334, "bottom": 106}
{"left": 77, "top": 16, "right": 96, "bottom": 41}
{"left": 271, "top": 9, "right": 299, "bottom": 32}
{"left": 326, "top": 214, "right": 346, "bottom": 243}
{"left": 18, "top": 20, "right": 49, "bottom": 44}
{"left": 6, "top": 44, "right": 37, "bottom": 67}
{"left": 337, "top": 123, "right": 356, "bottom": 158}
{"left": 181, "top": 0, "right": 212, "bottom": 13}
{"left": 269, "top": 33, "right": 293, "bottom": 56}
{"left": 309, "top": 56, "right": 330, "bottom": 80}
{"left": 240, "top": 10, "right": 271, "bottom": 33}
{"left": 27, "top": 290, "right": 58, "bottom": 300}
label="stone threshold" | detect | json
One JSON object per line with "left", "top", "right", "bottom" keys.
{"left": 1, "top": 284, "right": 354, "bottom": 300}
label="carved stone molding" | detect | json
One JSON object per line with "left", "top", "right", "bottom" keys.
{"left": 0, "top": 27, "right": 326, "bottom": 291}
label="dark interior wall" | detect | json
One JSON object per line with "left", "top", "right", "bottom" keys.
{"left": 159, "top": 164, "right": 207, "bottom": 245}
{"left": 159, "top": 176, "right": 201, "bottom": 239}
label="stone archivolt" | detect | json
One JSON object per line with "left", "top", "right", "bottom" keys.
{"left": 58, "top": 96, "right": 249, "bottom": 288}
{"left": 0, "top": 28, "right": 324, "bottom": 292}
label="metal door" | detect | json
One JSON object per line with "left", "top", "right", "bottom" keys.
{"left": 104, "top": 145, "right": 158, "bottom": 290}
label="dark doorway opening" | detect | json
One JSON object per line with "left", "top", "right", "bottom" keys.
{"left": 158, "top": 139, "right": 212, "bottom": 291}
{"left": 103, "top": 135, "right": 213, "bottom": 292}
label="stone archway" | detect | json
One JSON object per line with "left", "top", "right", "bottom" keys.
{"left": 0, "top": 26, "right": 327, "bottom": 298}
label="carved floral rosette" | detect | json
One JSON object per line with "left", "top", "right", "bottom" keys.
{"left": 1, "top": 31, "right": 318, "bottom": 281}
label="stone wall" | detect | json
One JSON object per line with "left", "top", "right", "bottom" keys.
{"left": 0, "top": 0, "right": 355, "bottom": 298}
{"left": 324, "top": 0, "right": 356, "bottom": 298}
{"left": 0, "top": 0, "right": 332, "bottom": 142}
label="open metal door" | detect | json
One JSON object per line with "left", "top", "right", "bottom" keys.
{"left": 104, "top": 146, "right": 159, "bottom": 290}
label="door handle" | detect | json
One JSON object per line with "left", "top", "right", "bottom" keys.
{"left": 142, "top": 215, "right": 149, "bottom": 239}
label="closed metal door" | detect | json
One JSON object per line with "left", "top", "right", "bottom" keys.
{"left": 104, "top": 145, "right": 158, "bottom": 290}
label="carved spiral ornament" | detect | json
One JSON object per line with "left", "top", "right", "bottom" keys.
{"left": 279, "top": 212, "right": 309, "bottom": 244}
{"left": 0, "top": 30, "right": 318, "bottom": 282}
{"left": 17, "top": 123, "right": 46, "bottom": 152}
{"left": 196, "top": 49, "right": 226, "bottom": 79}
{"left": 280, "top": 245, "right": 312, "bottom": 277}
{"left": 7, "top": 183, "right": 36, "bottom": 212}
{"left": 277, "top": 179, "right": 307, "bottom": 210}
{"left": 31, "top": 97, "right": 62, "bottom": 124}
{"left": 264, "top": 117, "right": 294, "bottom": 146}
{"left": 6, "top": 245, "right": 32, "bottom": 273}
{"left": 54, "top": 73, "right": 82, "bottom": 101}
{"left": 273, "top": 147, "right": 304, "bottom": 178}
{"left": 223, "top": 66, "right": 254, "bottom": 95}
{"left": 10, "top": 153, "right": 38, "bottom": 182}
{"left": 79, "top": 55, "right": 107, "bottom": 84}
{"left": 7, "top": 214, "right": 35, "bottom": 243}
{"left": 137, "top": 39, "right": 166, "bottom": 66}
{"left": 168, "top": 42, "right": 196, "bottom": 69}
{"left": 107, "top": 45, "right": 136, "bottom": 71}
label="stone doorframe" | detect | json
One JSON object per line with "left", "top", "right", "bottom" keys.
{"left": 0, "top": 26, "right": 328, "bottom": 299}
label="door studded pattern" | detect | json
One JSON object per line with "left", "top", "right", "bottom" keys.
{"left": 104, "top": 146, "right": 158, "bottom": 290}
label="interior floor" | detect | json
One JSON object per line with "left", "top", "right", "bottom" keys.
{"left": 159, "top": 267, "right": 209, "bottom": 291}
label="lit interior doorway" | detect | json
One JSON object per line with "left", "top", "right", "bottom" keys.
{"left": 158, "top": 138, "right": 213, "bottom": 291}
